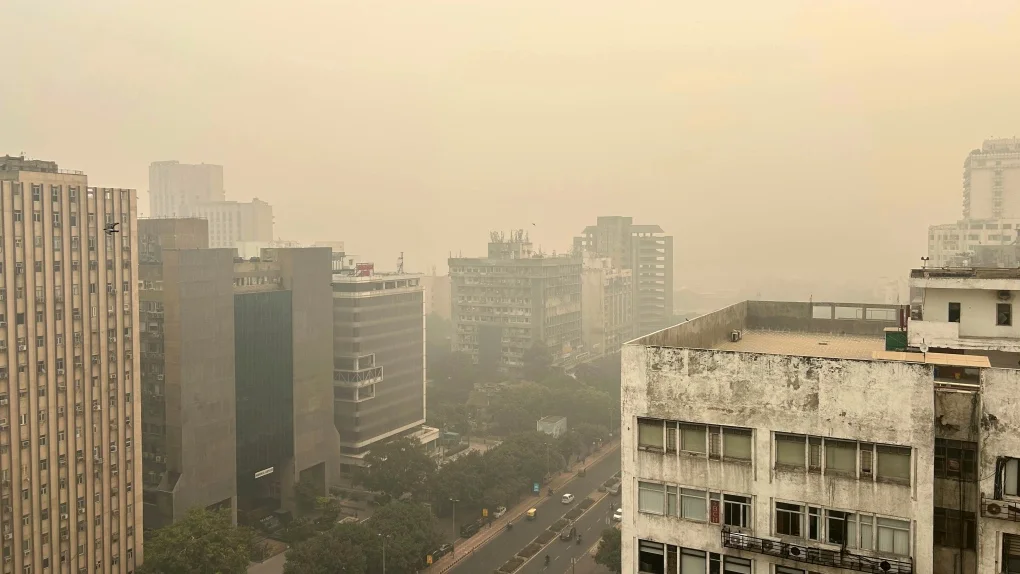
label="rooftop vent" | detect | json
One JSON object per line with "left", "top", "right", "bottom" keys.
{"left": 730, "top": 330, "right": 742, "bottom": 343}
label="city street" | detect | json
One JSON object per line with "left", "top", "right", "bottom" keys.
{"left": 447, "top": 451, "right": 621, "bottom": 574}
{"left": 516, "top": 495, "right": 618, "bottom": 574}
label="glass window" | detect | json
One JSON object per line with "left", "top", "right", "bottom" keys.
{"left": 933, "top": 507, "right": 975, "bottom": 550}
{"left": 681, "top": 425, "right": 706, "bottom": 454}
{"left": 826, "top": 440, "right": 857, "bottom": 474}
{"left": 877, "top": 446, "right": 911, "bottom": 483}
{"left": 775, "top": 567, "right": 805, "bottom": 574}
{"left": 666, "top": 486, "right": 678, "bottom": 517}
{"left": 877, "top": 517, "right": 910, "bottom": 555}
{"left": 638, "top": 419, "right": 664, "bottom": 450}
{"left": 860, "top": 515, "right": 874, "bottom": 550}
{"left": 680, "top": 489, "right": 707, "bottom": 521}
{"left": 826, "top": 510, "right": 856, "bottom": 546}
{"left": 723, "top": 494, "right": 751, "bottom": 528}
{"left": 998, "top": 303, "right": 1012, "bottom": 326}
{"left": 776, "top": 434, "right": 805, "bottom": 467}
{"left": 638, "top": 540, "right": 665, "bottom": 574}
{"left": 638, "top": 482, "right": 665, "bottom": 515}
{"left": 680, "top": 548, "right": 705, "bottom": 574}
{"left": 935, "top": 439, "right": 977, "bottom": 481}
{"left": 776, "top": 502, "right": 803, "bottom": 537}
{"left": 1006, "top": 458, "right": 1020, "bottom": 497}
{"left": 723, "top": 428, "right": 752, "bottom": 460}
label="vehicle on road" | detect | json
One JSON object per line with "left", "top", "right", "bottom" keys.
{"left": 613, "top": 508, "right": 623, "bottom": 522}
{"left": 493, "top": 505, "right": 507, "bottom": 518}
{"left": 608, "top": 482, "right": 620, "bottom": 495}
{"left": 561, "top": 493, "right": 575, "bottom": 504}
{"left": 560, "top": 525, "right": 576, "bottom": 541}
{"left": 526, "top": 508, "right": 537, "bottom": 520}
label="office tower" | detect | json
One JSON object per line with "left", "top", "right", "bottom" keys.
{"left": 450, "top": 230, "right": 582, "bottom": 371}
{"left": 0, "top": 156, "right": 142, "bottom": 573}
{"left": 331, "top": 263, "right": 426, "bottom": 472}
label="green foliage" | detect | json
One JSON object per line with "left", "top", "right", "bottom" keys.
{"left": 353, "top": 437, "right": 436, "bottom": 501}
{"left": 294, "top": 478, "right": 321, "bottom": 515}
{"left": 277, "top": 518, "right": 318, "bottom": 544}
{"left": 138, "top": 508, "right": 257, "bottom": 574}
{"left": 522, "top": 341, "right": 555, "bottom": 381}
{"left": 595, "top": 527, "right": 623, "bottom": 573}
{"left": 283, "top": 502, "right": 440, "bottom": 574}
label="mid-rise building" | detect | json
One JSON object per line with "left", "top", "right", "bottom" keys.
{"left": 622, "top": 284, "right": 1020, "bottom": 574}
{"left": 147, "top": 161, "right": 274, "bottom": 249}
{"left": 421, "top": 273, "right": 452, "bottom": 320}
{"left": 581, "top": 255, "right": 633, "bottom": 356}
{"left": 449, "top": 230, "right": 582, "bottom": 370}
{"left": 139, "top": 218, "right": 337, "bottom": 524}
{"left": 574, "top": 216, "right": 674, "bottom": 337}
{"left": 0, "top": 156, "right": 142, "bottom": 573}
{"left": 331, "top": 263, "right": 425, "bottom": 472}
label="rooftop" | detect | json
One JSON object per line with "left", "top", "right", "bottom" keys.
{"left": 713, "top": 330, "right": 884, "bottom": 360}
{"left": 538, "top": 416, "right": 566, "bottom": 424}
{"left": 910, "top": 267, "right": 1020, "bottom": 280}
{"left": 630, "top": 300, "right": 906, "bottom": 361}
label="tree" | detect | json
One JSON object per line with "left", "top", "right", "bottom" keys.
{"left": 294, "top": 478, "right": 320, "bottom": 515}
{"left": 368, "top": 502, "right": 443, "bottom": 572}
{"left": 354, "top": 437, "right": 437, "bottom": 501}
{"left": 595, "top": 527, "right": 622, "bottom": 573}
{"left": 138, "top": 508, "right": 258, "bottom": 574}
{"left": 522, "top": 340, "right": 554, "bottom": 381}
{"left": 284, "top": 524, "right": 370, "bottom": 574}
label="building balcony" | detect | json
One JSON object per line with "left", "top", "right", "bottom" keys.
{"left": 333, "top": 365, "right": 384, "bottom": 388}
{"left": 981, "top": 496, "right": 1020, "bottom": 522}
{"left": 721, "top": 529, "right": 913, "bottom": 574}
{"left": 908, "top": 319, "right": 1020, "bottom": 353}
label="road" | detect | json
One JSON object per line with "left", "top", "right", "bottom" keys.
{"left": 516, "top": 495, "right": 618, "bottom": 574}
{"left": 448, "top": 451, "right": 621, "bottom": 574}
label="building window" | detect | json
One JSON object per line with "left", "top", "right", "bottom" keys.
{"left": 876, "top": 518, "right": 910, "bottom": 555}
{"left": 876, "top": 446, "right": 911, "bottom": 483}
{"left": 826, "top": 510, "right": 856, "bottom": 546}
{"left": 680, "top": 424, "right": 706, "bottom": 454}
{"left": 708, "top": 553, "right": 751, "bottom": 574}
{"left": 933, "top": 507, "right": 975, "bottom": 549}
{"left": 723, "top": 494, "right": 751, "bottom": 529}
{"left": 637, "top": 418, "right": 664, "bottom": 451}
{"left": 935, "top": 439, "right": 976, "bottom": 481}
{"left": 637, "top": 540, "right": 665, "bottom": 574}
{"left": 1003, "top": 534, "right": 1020, "bottom": 574}
{"left": 775, "top": 567, "right": 805, "bottom": 574}
{"left": 998, "top": 303, "right": 1013, "bottom": 326}
{"left": 776, "top": 502, "right": 803, "bottom": 537}
{"left": 826, "top": 440, "right": 857, "bottom": 474}
{"left": 1003, "top": 457, "right": 1020, "bottom": 497}
{"left": 638, "top": 482, "right": 665, "bottom": 515}
{"left": 776, "top": 434, "right": 806, "bottom": 467}
{"left": 680, "top": 489, "right": 707, "bottom": 521}
{"left": 948, "top": 302, "right": 961, "bottom": 323}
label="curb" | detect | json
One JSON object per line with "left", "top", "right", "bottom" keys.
{"left": 432, "top": 440, "right": 620, "bottom": 573}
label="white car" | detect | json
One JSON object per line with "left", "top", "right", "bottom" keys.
{"left": 493, "top": 506, "right": 507, "bottom": 518}
{"left": 561, "top": 493, "right": 575, "bottom": 504}
{"left": 613, "top": 508, "right": 623, "bottom": 522}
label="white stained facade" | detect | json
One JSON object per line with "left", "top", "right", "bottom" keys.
{"left": 928, "top": 219, "right": 1020, "bottom": 268}
{"left": 621, "top": 301, "right": 935, "bottom": 574}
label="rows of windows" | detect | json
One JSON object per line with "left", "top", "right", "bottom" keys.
{"left": 774, "top": 501, "right": 910, "bottom": 555}
{"left": 637, "top": 541, "right": 751, "bottom": 574}
{"left": 637, "top": 481, "right": 751, "bottom": 529}
{"left": 637, "top": 419, "right": 752, "bottom": 461}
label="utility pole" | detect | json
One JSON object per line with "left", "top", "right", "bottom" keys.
{"left": 378, "top": 533, "right": 391, "bottom": 574}
{"left": 450, "top": 498, "right": 459, "bottom": 557}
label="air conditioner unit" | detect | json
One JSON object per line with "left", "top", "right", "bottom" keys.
{"left": 3, "top": 533, "right": 10, "bottom": 540}
{"left": 57, "top": 368, "right": 65, "bottom": 376}
{"left": 0, "top": 398, "right": 7, "bottom": 405}
{"left": 0, "top": 424, "right": 8, "bottom": 431}
{"left": 17, "top": 345, "right": 26, "bottom": 352}
{"left": 60, "top": 513, "right": 68, "bottom": 520}
{"left": 0, "top": 322, "right": 6, "bottom": 328}
{"left": 0, "top": 417, "right": 7, "bottom": 425}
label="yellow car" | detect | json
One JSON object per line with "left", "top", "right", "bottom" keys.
{"left": 526, "top": 508, "right": 537, "bottom": 520}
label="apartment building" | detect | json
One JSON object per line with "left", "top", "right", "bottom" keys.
{"left": 138, "top": 219, "right": 338, "bottom": 523}
{"left": 0, "top": 156, "right": 142, "bottom": 573}
{"left": 331, "top": 264, "right": 425, "bottom": 472}
{"left": 581, "top": 255, "right": 633, "bottom": 356}
{"left": 190, "top": 199, "right": 273, "bottom": 249}
{"left": 574, "top": 216, "right": 674, "bottom": 337}
{"left": 421, "top": 273, "right": 452, "bottom": 320}
{"left": 449, "top": 230, "right": 582, "bottom": 370}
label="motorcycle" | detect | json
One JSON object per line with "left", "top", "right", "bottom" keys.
{"left": 507, "top": 522, "right": 513, "bottom": 531}
{"left": 576, "top": 534, "right": 582, "bottom": 545}
{"left": 545, "top": 555, "right": 551, "bottom": 566}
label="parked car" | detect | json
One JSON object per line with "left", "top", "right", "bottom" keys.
{"left": 561, "top": 493, "right": 575, "bottom": 504}
{"left": 493, "top": 506, "right": 507, "bottom": 518}
{"left": 608, "top": 482, "right": 621, "bottom": 496}
{"left": 613, "top": 508, "right": 623, "bottom": 522}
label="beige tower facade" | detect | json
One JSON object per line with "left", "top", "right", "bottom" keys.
{"left": 0, "top": 156, "right": 142, "bottom": 573}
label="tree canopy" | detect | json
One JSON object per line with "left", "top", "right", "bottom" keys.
{"left": 353, "top": 437, "right": 436, "bottom": 501}
{"left": 138, "top": 508, "right": 258, "bottom": 574}
{"left": 595, "top": 527, "right": 622, "bottom": 573}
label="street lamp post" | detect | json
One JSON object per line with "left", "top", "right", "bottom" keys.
{"left": 450, "top": 498, "right": 459, "bottom": 557}
{"left": 378, "top": 534, "right": 391, "bottom": 574}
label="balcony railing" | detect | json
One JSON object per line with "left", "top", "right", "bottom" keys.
{"left": 333, "top": 365, "right": 384, "bottom": 388}
{"left": 981, "top": 496, "right": 1020, "bottom": 522}
{"left": 721, "top": 529, "right": 913, "bottom": 574}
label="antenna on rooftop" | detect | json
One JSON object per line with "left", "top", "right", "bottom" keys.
{"left": 397, "top": 252, "right": 405, "bottom": 274}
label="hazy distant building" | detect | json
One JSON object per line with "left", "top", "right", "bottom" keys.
{"left": 537, "top": 416, "right": 567, "bottom": 439}
{"left": 450, "top": 230, "right": 582, "bottom": 371}
{"left": 0, "top": 156, "right": 142, "bottom": 573}
{"left": 139, "top": 220, "right": 338, "bottom": 523}
{"left": 581, "top": 255, "right": 633, "bottom": 356}
{"left": 421, "top": 273, "right": 452, "bottom": 320}
{"left": 331, "top": 263, "right": 426, "bottom": 472}
{"left": 147, "top": 161, "right": 274, "bottom": 249}
{"left": 929, "top": 138, "right": 1020, "bottom": 267}
{"left": 574, "top": 216, "right": 674, "bottom": 336}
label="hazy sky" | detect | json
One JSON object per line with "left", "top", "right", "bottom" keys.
{"left": 3, "top": 1, "right": 1019, "bottom": 293}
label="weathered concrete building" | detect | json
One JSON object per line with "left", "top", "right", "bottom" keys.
{"left": 623, "top": 283, "right": 1020, "bottom": 574}
{"left": 331, "top": 265, "right": 425, "bottom": 473}
{"left": 622, "top": 301, "right": 932, "bottom": 574}
{"left": 0, "top": 157, "right": 143, "bottom": 573}
{"left": 450, "top": 230, "right": 582, "bottom": 371}
{"left": 581, "top": 255, "right": 633, "bottom": 357}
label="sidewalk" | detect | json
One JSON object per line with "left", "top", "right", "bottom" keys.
{"left": 430, "top": 439, "right": 620, "bottom": 573}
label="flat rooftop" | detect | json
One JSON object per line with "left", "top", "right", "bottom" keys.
{"left": 630, "top": 300, "right": 907, "bottom": 360}
{"left": 910, "top": 267, "right": 1020, "bottom": 280}
{"left": 714, "top": 330, "right": 884, "bottom": 360}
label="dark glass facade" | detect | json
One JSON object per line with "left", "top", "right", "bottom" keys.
{"left": 234, "top": 290, "right": 294, "bottom": 497}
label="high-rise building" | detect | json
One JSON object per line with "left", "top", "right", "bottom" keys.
{"left": 928, "top": 138, "right": 1020, "bottom": 267}
{"left": 574, "top": 216, "right": 674, "bottom": 336}
{"left": 449, "top": 230, "right": 582, "bottom": 371}
{"left": 580, "top": 255, "right": 633, "bottom": 356}
{"left": 138, "top": 219, "right": 338, "bottom": 524}
{"left": 421, "top": 273, "right": 451, "bottom": 320}
{"left": 147, "top": 161, "right": 274, "bottom": 249}
{"left": 331, "top": 263, "right": 426, "bottom": 472}
{"left": 0, "top": 156, "right": 142, "bottom": 573}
